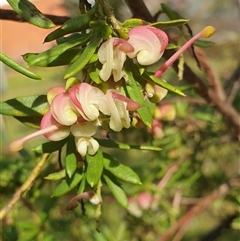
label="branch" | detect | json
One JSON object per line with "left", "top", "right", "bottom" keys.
{"left": 124, "top": 0, "right": 240, "bottom": 140}
{"left": 0, "top": 9, "right": 70, "bottom": 25}
{"left": 157, "top": 175, "right": 240, "bottom": 241}
{"left": 124, "top": 0, "right": 153, "bottom": 22}
{"left": 0, "top": 153, "right": 50, "bottom": 221}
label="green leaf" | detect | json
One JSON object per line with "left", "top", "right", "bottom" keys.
{"left": 149, "top": 75, "right": 186, "bottom": 96}
{"left": 103, "top": 174, "right": 128, "bottom": 208}
{"left": 52, "top": 169, "right": 83, "bottom": 197}
{"left": 44, "top": 170, "right": 66, "bottom": 181}
{"left": 193, "top": 39, "right": 215, "bottom": 48}
{"left": 150, "top": 19, "right": 189, "bottom": 29}
{"left": 7, "top": 0, "right": 55, "bottom": 29}
{"left": 33, "top": 138, "right": 68, "bottom": 154}
{"left": 86, "top": 150, "right": 104, "bottom": 187}
{"left": 0, "top": 95, "right": 49, "bottom": 117}
{"left": 161, "top": 3, "right": 179, "bottom": 20}
{"left": 103, "top": 153, "right": 142, "bottom": 185}
{"left": 0, "top": 52, "right": 42, "bottom": 80}
{"left": 14, "top": 116, "right": 42, "bottom": 129}
{"left": 44, "top": 6, "right": 96, "bottom": 42}
{"left": 23, "top": 34, "right": 89, "bottom": 67}
{"left": 65, "top": 135, "right": 77, "bottom": 178}
{"left": 124, "top": 61, "right": 154, "bottom": 127}
{"left": 64, "top": 29, "right": 102, "bottom": 79}
{"left": 97, "top": 138, "right": 162, "bottom": 152}
{"left": 77, "top": 174, "right": 86, "bottom": 194}
{"left": 166, "top": 44, "right": 178, "bottom": 50}
{"left": 122, "top": 18, "right": 146, "bottom": 28}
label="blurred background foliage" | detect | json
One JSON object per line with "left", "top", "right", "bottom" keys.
{"left": 1, "top": 0, "right": 240, "bottom": 241}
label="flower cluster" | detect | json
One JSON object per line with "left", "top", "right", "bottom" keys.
{"left": 9, "top": 24, "right": 215, "bottom": 157}
{"left": 98, "top": 26, "right": 168, "bottom": 82}
{"left": 9, "top": 83, "right": 140, "bottom": 156}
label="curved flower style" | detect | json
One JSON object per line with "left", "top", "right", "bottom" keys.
{"left": 127, "top": 26, "right": 168, "bottom": 65}
{"left": 155, "top": 26, "right": 215, "bottom": 77}
{"left": 71, "top": 121, "right": 99, "bottom": 157}
{"left": 8, "top": 111, "right": 70, "bottom": 152}
{"left": 99, "top": 90, "right": 141, "bottom": 132}
{"left": 98, "top": 38, "right": 134, "bottom": 82}
{"left": 69, "top": 83, "right": 104, "bottom": 121}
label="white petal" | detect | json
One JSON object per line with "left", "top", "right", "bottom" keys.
{"left": 98, "top": 39, "right": 114, "bottom": 81}
{"left": 76, "top": 138, "right": 88, "bottom": 157}
{"left": 75, "top": 137, "right": 99, "bottom": 157}
{"left": 71, "top": 122, "right": 98, "bottom": 137}
{"left": 87, "top": 138, "right": 99, "bottom": 155}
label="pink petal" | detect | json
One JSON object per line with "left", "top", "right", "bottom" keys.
{"left": 127, "top": 26, "right": 168, "bottom": 65}
{"left": 41, "top": 111, "right": 70, "bottom": 141}
{"left": 111, "top": 90, "right": 141, "bottom": 111}
{"left": 47, "top": 86, "right": 65, "bottom": 104}
{"left": 51, "top": 92, "right": 78, "bottom": 126}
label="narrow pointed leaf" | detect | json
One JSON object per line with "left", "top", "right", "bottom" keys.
{"left": 52, "top": 169, "right": 83, "bottom": 197}
{"left": 23, "top": 34, "right": 89, "bottom": 66}
{"left": 161, "top": 3, "right": 179, "bottom": 20}
{"left": 149, "top": 75, "right": 186, "bottom": 96}
{"left": 7, "top": 0, "right": 55, "bottom": 29}
{"left": 44, "top": 6, "right": 96, "bottom": 42}
{"left": 0, "top": 52, "right": 42, "bottom": 80}
{"left": 103, "top": 153, "right": 142, "bottom": 185}
{"left": 33, "top": 138, "right": 68, "bottom": 154}
{"left": 0, "top": 95, "right": 49, "bottom": 117}
{"left": 103, "top": 174, "right": 128, "bottom": 208}
{"left": 150, "top": 19, "right": 189, "bottom": 29}
{"left": 44, "top": 170, "right": 66, "bottom": 181}
{"left": 125, "top": 61, "right": 154, "bottom": 127}
{"left": 86, "top": 150, "right": 104, "bottom": 187}
{"left": 65, "top": 135, "right": 77, "bottom": 178}
{"left": 14, "top": 116, "right": 42, "bottom": 129}
{"left": 77, "top": 174, "right": 86, "bottom": 194}
{"left": 97, "top": 138, "right": 162, "bottom": 151}
{"left": 64, "top": 29, "right": 102, "bottom": 79}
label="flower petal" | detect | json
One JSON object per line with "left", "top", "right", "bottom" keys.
{"left": 75, "top": 137, "right": 99, "bottom": 157}
{"left": 98, "top": 38, "right": 131, "bottom": 82}
{"left": 41, "top": 111, "right": 70, "bottom": 141}
{"left": 69, "top": 83, "right": 104, "bottom": 121}
{"left": 71, "top": 121, "right": 98, "bottom": 137}
{"left": 51, "top": 92, "right": 78, "bottom": 126}
{"left": 127, "top": 26, "right": 168, "bottom": 65}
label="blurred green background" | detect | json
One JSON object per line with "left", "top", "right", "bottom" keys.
{"left": 1, "top": 1, "right": 239, "bottom": 241}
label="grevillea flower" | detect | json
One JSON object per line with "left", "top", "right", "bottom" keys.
{"left": 98, "top": 38, "right": 134, "bottom": 82}
{"left": 99, "top": 90, "right": 141, "bottom": 132}
{"left": 127, "top": 26, "right": 168, "bottom": 65}
{"left": 71, "top": 122, "right": 99, "bottom": 157}
{"left": 69, "top": 83, "right": 104, "bottom": 121}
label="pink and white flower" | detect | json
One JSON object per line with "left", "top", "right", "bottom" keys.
{"left": 98, "top": 38, "right": 134, "bottom": 82}
{"left": 127, "top": 26, "right": 168, "bottom": 65}
{"left": 71, "top": 121, "right": 99, "bottom": 156}
{"left": 69, "top": 83, "right": 104, "bottom": 121}
{"left": 99, "top": 90, "right": 141, "bottom": 132}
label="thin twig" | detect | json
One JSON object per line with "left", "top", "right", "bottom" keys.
{"left": 124, "top": 0, "right": 240, "bottom": 140}
{"left": 0, "top": 153, "right": 50, "bottom": 221}
{"left": 157, "top": 175, "right": 240, "bottom": 241}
